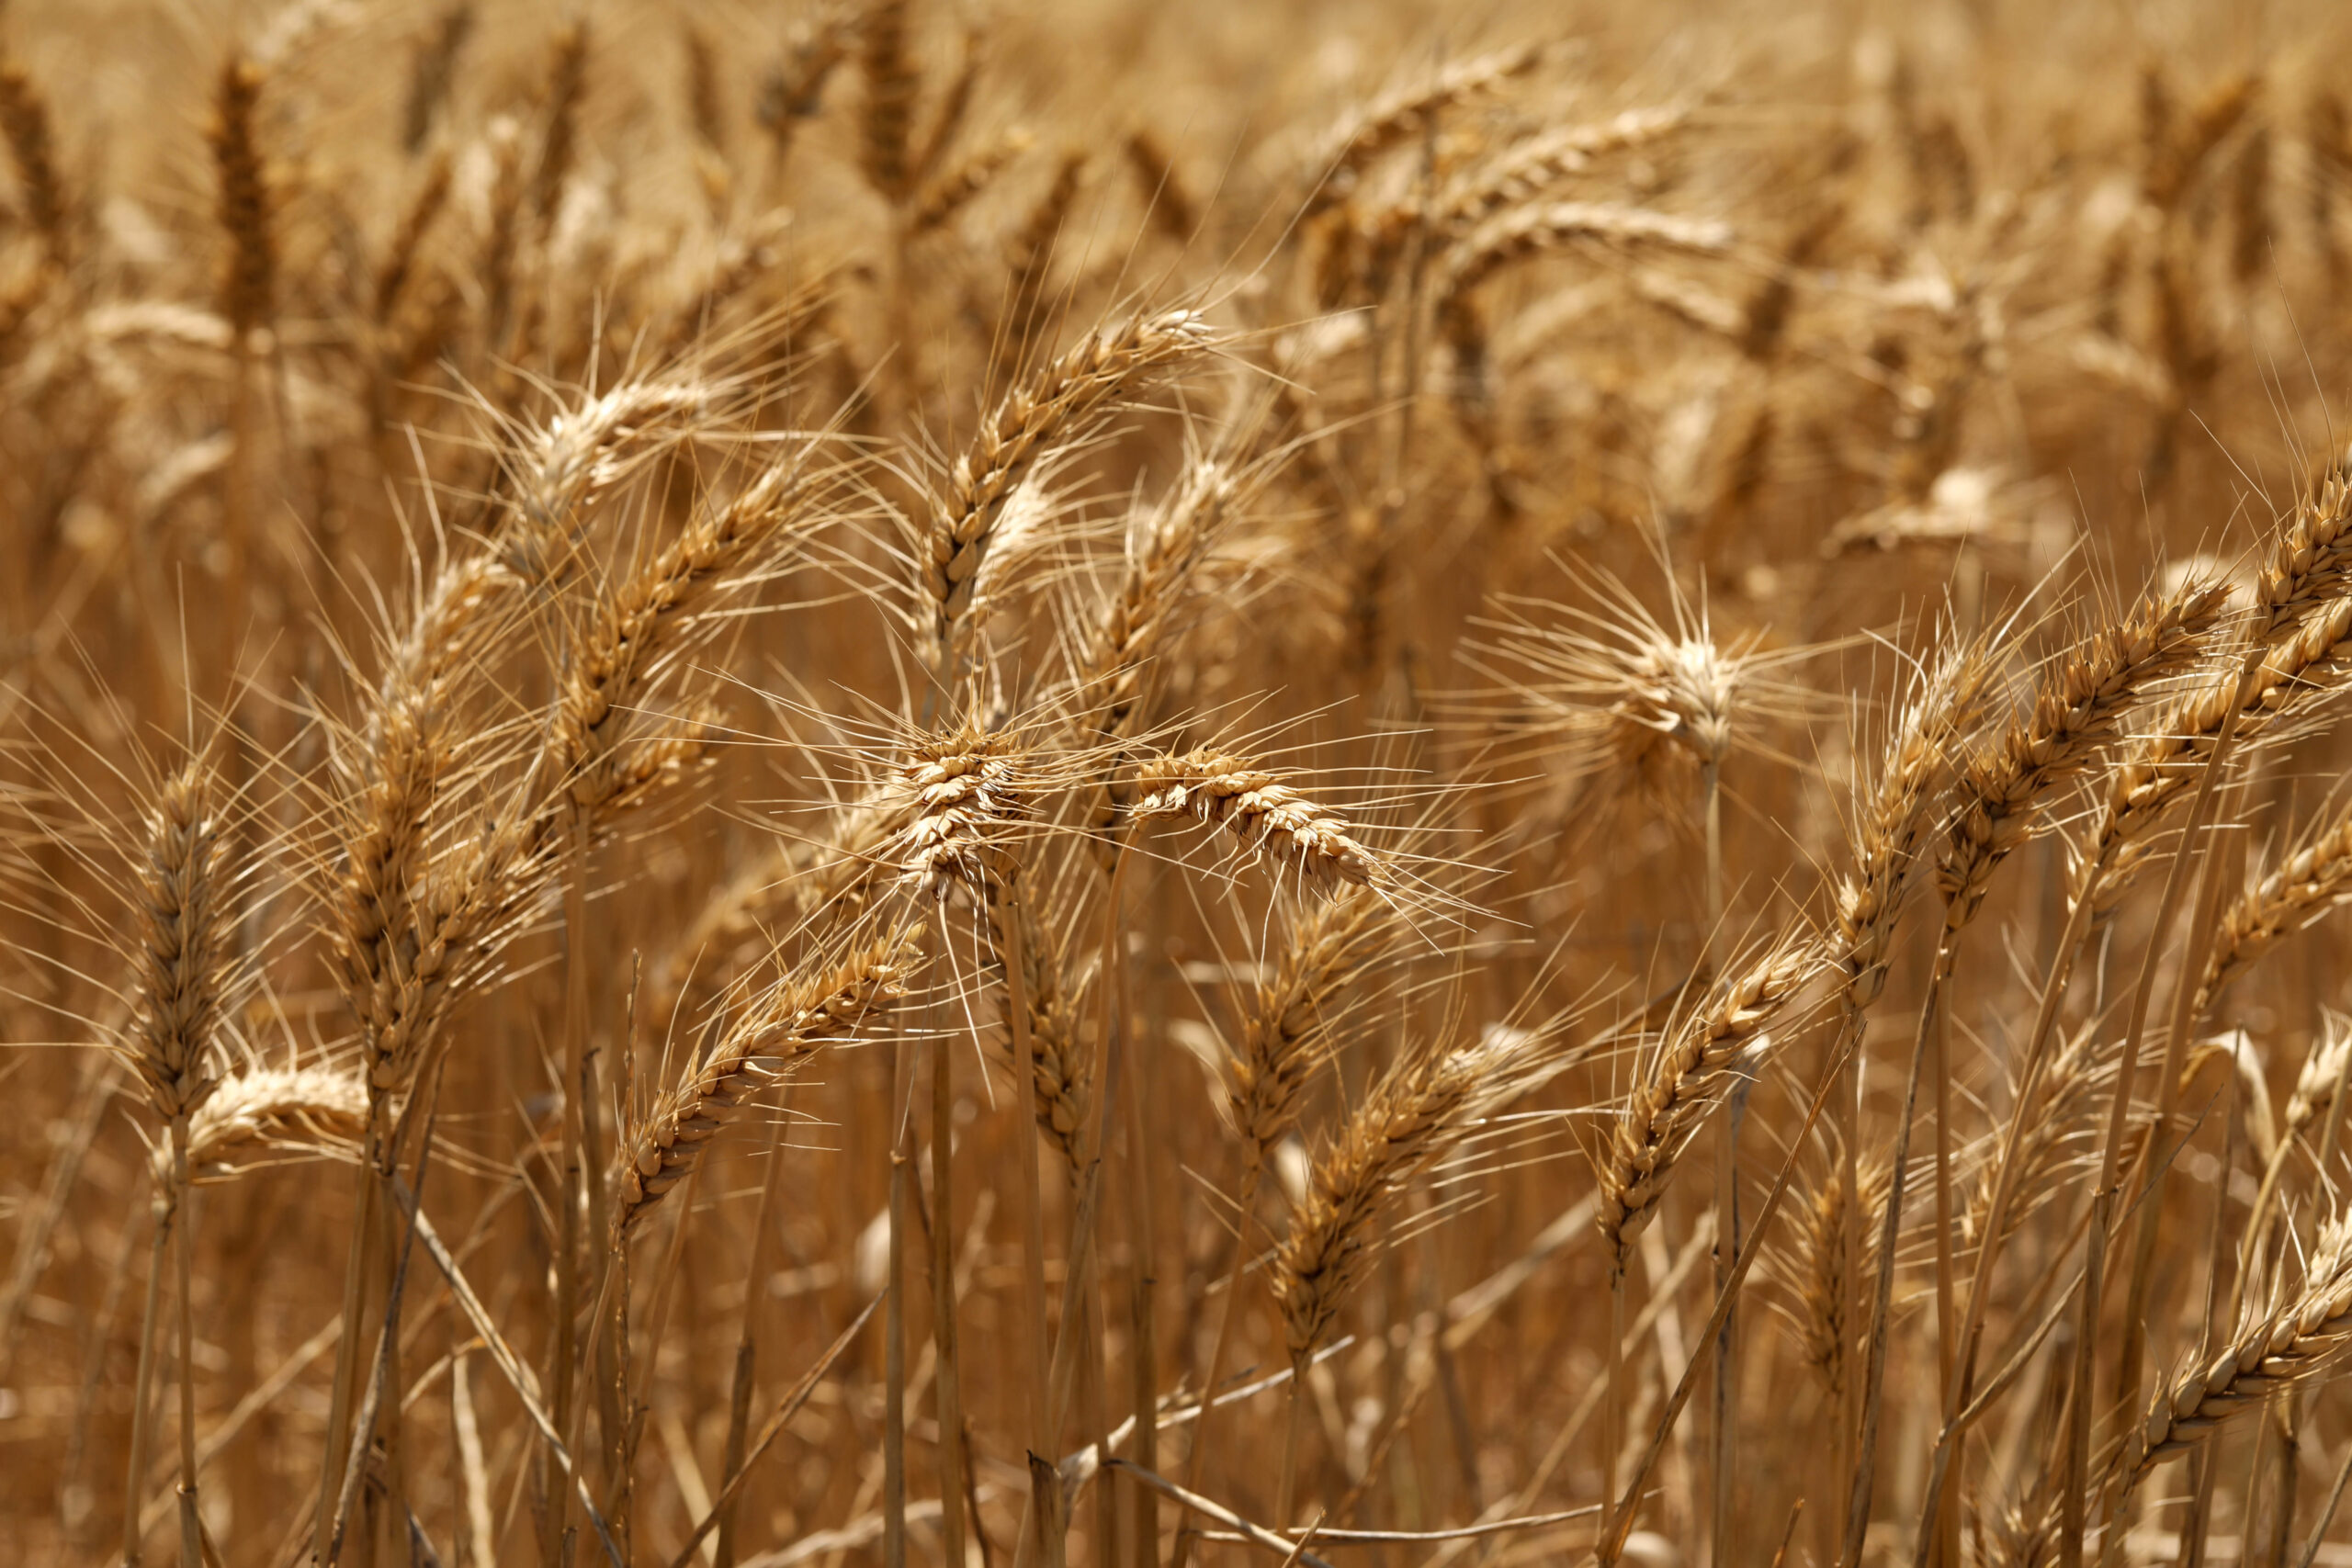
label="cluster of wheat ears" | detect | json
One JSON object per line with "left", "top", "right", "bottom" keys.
{"left": 14, "top": 2, "right": 2352, "bottom": 1565}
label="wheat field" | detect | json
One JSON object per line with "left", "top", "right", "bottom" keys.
{"left": 8, "top": 1, "right": 2352, "bottom": 1564}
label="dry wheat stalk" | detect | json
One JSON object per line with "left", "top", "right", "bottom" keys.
{"left": 618, "top": 925, "right": 920, "bottom": 1230}
{"left": 1129, "top": 750, "right": 1385, "bottom": 891}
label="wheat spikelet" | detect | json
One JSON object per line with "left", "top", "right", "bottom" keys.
{"left": 1596, "top": 935, "right": 1817, "bottom": 1271}
{"left": 1130, "top": 750, "right": 1385, "bottom": 892}
{"left": 208, "top": 56, "right": 275, "bottom": 341}
{"left": 1936, "top": 579, "right": 2226, "bottom": 928}
{"left": 889, "top": 723, "right": 1033, "bottom": 899}
{"left": 1781, "top": 1140, "right": 1892, "bottom": 1399}
{"left": 617, "top": 926, "right": 920, "bottom": 1230}
{"left": 926, "top": 308, "right": 1222, "bottom": 657}
{"left": 1272, "top": 1024, "right": 1547, "bottom": 1359}
{"left": 0, "top": 55, "right": 67, "bottom": 264}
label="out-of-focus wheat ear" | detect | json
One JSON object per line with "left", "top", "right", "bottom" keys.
{"left": 2313, "top": 91, "right": 2350, "bottom": 278}
{"left": 996, "top": 146, "right": 1087, "bottom": 361}
{"left": 1435, "top": 202, "right": 1734, "bottom": 315}
{"left": 754, "top": 3, "right": 853, "bottom": 170}
{"left": 209, "top": 57, "right": 275, "bottom": 342}
{"left": 1304, "top": 39, "right": 1544, "bottom": 216}
{"left": 1125, "top": 127, "right": 1197, "bottom": 242}
{"left": 1129, "top": 749, "right": 1386, "bottom": 893}
{"left": 401, "top": 4, "right": 475, "bottom": 155}
{"left": 372, "top": 147, "right": 454, "bottom": 326}
{"left": 0, "top": 53, "right": 68, "bottom": 265}
{"left": 1070, "top": 457, "right": 1239, "bottom": 745}
{"left": 682, "top": 22, "right": 727, "bottom": 152}
{"left": 529, "top": 21, "right": 590, "bottom": 228}
{"left": 1436, "top": 104, "right": 1691, "bottom": 232}
{"left": 910, "top": 126, "right": 1033, "bottom": 234}
{"left": 858, "top": 0, "right": 917, "bottom": 204}
{"left": 910, "top": 18, "right": 982, "bottom": 188}
{"left": 927, "top": 308, "right": 1223, "bottom": 669}
{"left": 2229, "top": 122, "right": 2270, "bottom": 285}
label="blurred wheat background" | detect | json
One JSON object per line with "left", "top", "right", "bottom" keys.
{"left": 9, "top": 1, "right": 2352, "bottom": 1565}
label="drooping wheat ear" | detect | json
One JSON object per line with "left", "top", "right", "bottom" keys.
{"left": 1129, "top": 750, "right": 1386, "bottom": 892}
{"left": 926, "top": 308, "right": 1223, "bottom": 658}
{"left": 1125, "top": 127, "right": 1197, "bottom": 242}
{"left": 505, "top": 378, "right": 709, "bottom": 552}
{"left": 1437, "top": 203, "right": 1735, "bottom": 311}
{"left": 618, "top": 925, "right": 920, "bottom": 1231}
{"left": 1272, "top": 1024, "right": 1548, "bottom": 1360}
{"left": 1936, "top": 580, "right": 2227, "bottom": 929}
{"left": 1437, "top": 104, "right": 1692, "bottom": 231}
{"left": 857, "top": 0, "right": 918, "bottom": 204}
{"left": 166, "top": 1066, "right": 369, "bottom": 1186}
{"left": 0, "top": 55, "right": 67, "bottom": 264}
{"left": 909, "top": 20, "right": 981, "bottom": 187}
{"left": 2199, "top": 798, "right": 2352, "bottom": 1017}
{"left": 208, "top": 56, "right": 275, "bottom": 342}
{"left": 124, "top": 764, "right": 233, "bottom": 1126}
{"left": 1596, "top": 935, "right": 1818, "bottom": 1274}
{"left": 2112, "top": 1214, "right": 2352, "bottom": 1493}
{"left": 529, "top": 21, "right": 589, "bottom": 226}
{"left": 986, "top": 886, "right": 1089, "bottom": 1170}
{"left": 1832, "top": 637, "right": 1996, "bottom": 1008}
{"left": 890, "top": 723, "right": 1033, "bottom": 899}
{"left": 1784, "top": 1139, "right": 1891, "bottom": 1399}
{"left": 550, "top": 446, "right": 821, "bottom": 817}
{"left": 1228, "top": 888, "right": 1397, "bottom": 1163}
{"left": 1070, "top": 457, "right": 1239, "bottom": 743}
{"left": 1960, "top": 1022, "right": 2103, "bottom": 1252}
{"left": 1305, "top": 39, "right": 1544, "bottom": 215}
{"left": 911, "top": 126, "right": 1033, "bottom": 233}
{"left": 401, "top": 4, "right": 475, "bottom": 153}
